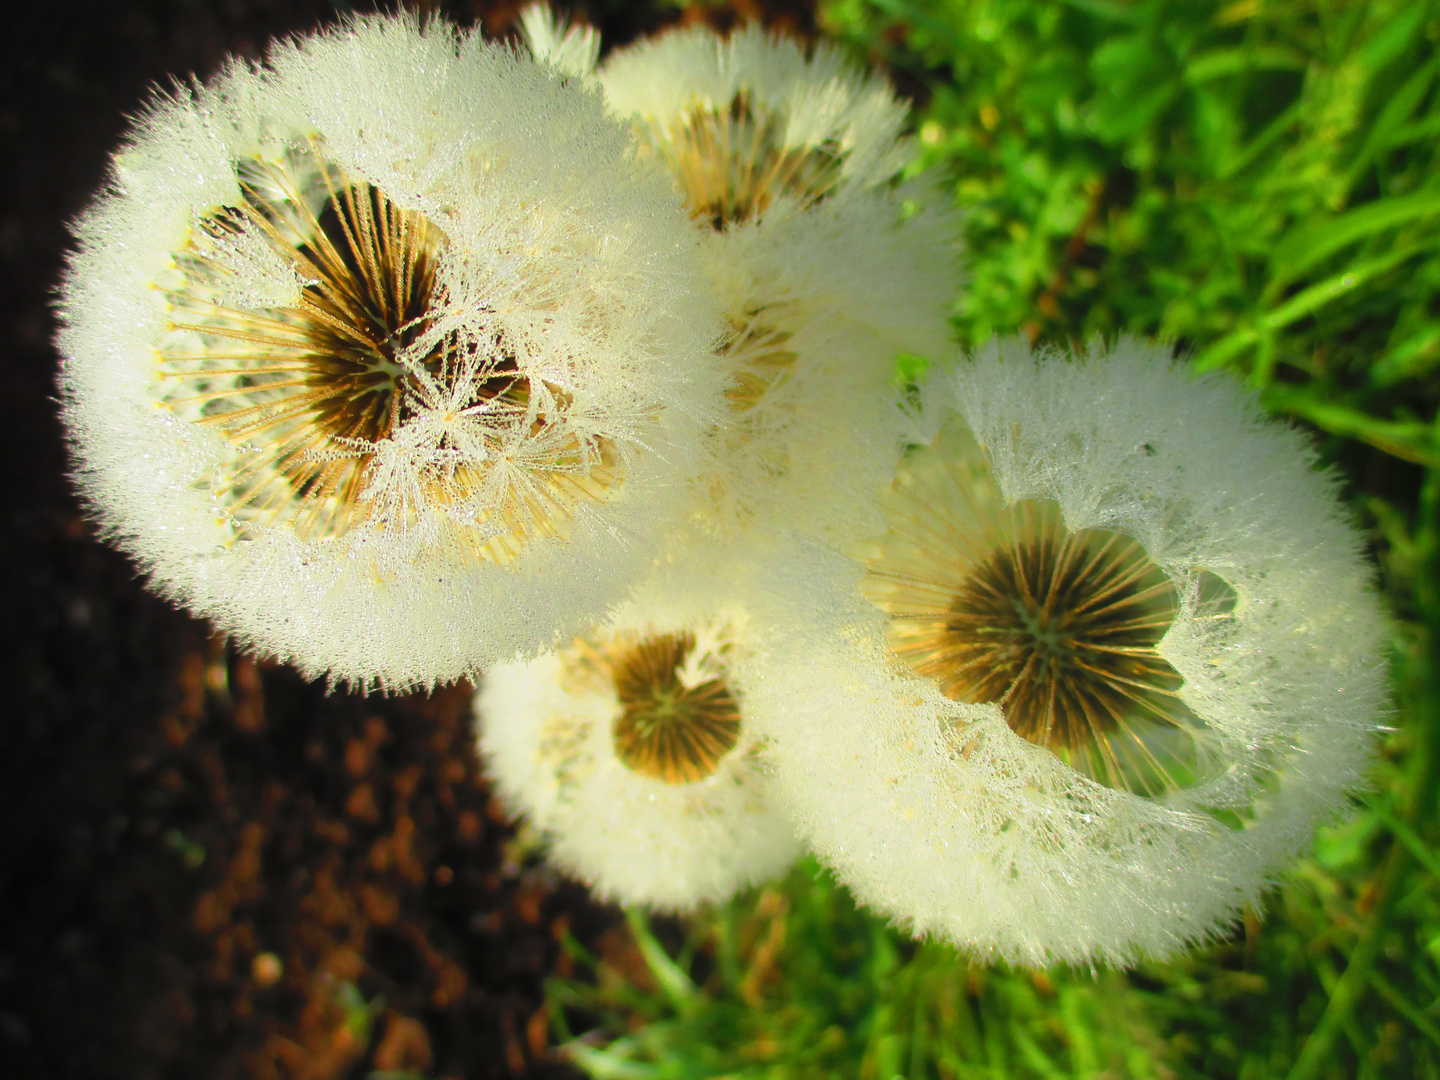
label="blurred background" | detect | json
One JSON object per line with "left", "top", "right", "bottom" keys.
{"left": 3, "top": 1, "right": 1436, "bottom": 1078}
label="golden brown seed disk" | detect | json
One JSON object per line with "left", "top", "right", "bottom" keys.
{"left": 637, "top": 94, "right": 843, "bottom": 229}
{"left": 157, "top": 139, "right": 617, "bottom": 553}
{"left": 162, "top": 144, "right": 462, "bottom": 537}
{"left": 935, "top": 505, "right": 1193, "bottom": 781}
{"left": 859, "top": 422, "right": 1219, "bottom": 797}
{"left": 605, "top": 632, "right": 743, "bottom": 785}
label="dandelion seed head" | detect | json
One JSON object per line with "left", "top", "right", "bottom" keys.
{"left": 748, "top": 337, "right": 1385, "bottom": 965}
{"left": 478, "top": 561, "right": 799, "bottom": 911}
{"left": 599, "top": 24, "right": 914, "bottom": 228}
{"left": 858, "top": 419, "right": 1230, "bottom": 798}
{"left": 583, "top": 21, "right": 961, "bottom": 542}
{"left": 58, "top": 14, "right": 725, "bottom": 688}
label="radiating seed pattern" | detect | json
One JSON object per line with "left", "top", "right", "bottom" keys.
{"left": 721, "top": 314, "right": 799, "bottom": 415}
{"left": 859, "top": 423, "right": 1225, "bottom": 796}
{"left": 603, "top": 632, "right": 743, "bottom": 785}
{"left": 705, "top": 307, "right": 803, "bottom": 499}
{"left": 156, "top": 139, "right": 618, "bottom": 555}
{"left": 635, "top": 93, "right": 843, "bottom": 229}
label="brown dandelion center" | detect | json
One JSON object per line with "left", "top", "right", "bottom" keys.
{"left": 640, "top": 93, "right": 844, "bottom": 230}
{"left": 860, "top": 423, "right": 1229, "bottom": 797}
{"left": 608, "top": 632, "right": 742, "bottom": 785}
{"left": 161, "top": 146, "right": 522, "bottom": 534}
{"left": 933, "top": 511, "right": 1185, "bottom": 750}
{"left": 156, "top": 141, "right": 616, "bottom": 552}
{"left": 268, "top": 191, "right": 523, "bottom": 449}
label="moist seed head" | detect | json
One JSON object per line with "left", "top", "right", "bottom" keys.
{"left": 636, "top": 93, "right": 845, "bottom": 229}
{"left": 58, "top": 14, "right": 732, "bottom": 687}
{"left": 859, "top": 421, "right": 1221, "bottom": 797}
{"left": 157, "top": 139, "right": 615, "bottom": 554}
{"left": 476, "top": 590, "right": 801, "bottom": 911}
{"left": 748, "top": 336, "right": 1386, "bottom": 965}
{"left": 587, "top": 21, "right": 959, "bottom": 546}
{"left": 606, "top": 631, "right": 743, "bottom": 784}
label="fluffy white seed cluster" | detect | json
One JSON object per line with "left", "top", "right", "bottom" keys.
{"left": 584, "top": 19, "right": 960, "bottom": 541}
{"left": 598, "top": 23, "right": 916, "bottom": 203}
{"left": 58, "top": 14, "right": 725, "bottom": 690}
{"left": 478, "top": 559, "right": 800, "bottom": 911}
{"left": 744, "top": 337, "right": 1387, "bottom": 965}
{"left": 61, "top": 7, "right": 1382, "bottom": 946}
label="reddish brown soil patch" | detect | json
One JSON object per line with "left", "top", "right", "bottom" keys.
{"left": 2, "top": 514, "right": 607, "bottom": 1078}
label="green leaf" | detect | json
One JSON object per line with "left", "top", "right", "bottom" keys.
{"left": 1215, "top": 98, "right": 1304, "bottom": 179}
{"left": 1184, "top": 45, "right": 1306, "bottom": 83}
{"left": 564, "top": 1041, "right": 664, "bottom": 1080}
{"left": 1341, "top": 54, "right": 1440, "bottom": 192}
{"left": 1268, "top": 190, "right": 1440, "bottom": 288}
{"left": 1357, "top": 0, "right": 1430, "bottom": 74}
{"left": 1261, "top": 245, "right": 1423, "bottom": 328}
{"left": 1261, "top": 384, "right": 1439, "bottom": 466}
{"left": 1372, "top": 801, "right": 1440, "bottom": 881}
{"left": 1367, "top": 969, "right": 1440, "bottom": 1050}
{"left": 626, "top": 909, "right": 699, "bottom": 1013}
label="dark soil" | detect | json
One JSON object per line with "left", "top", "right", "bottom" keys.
{"left": 0, "top": 2, "right": 816, "bottom": 1078}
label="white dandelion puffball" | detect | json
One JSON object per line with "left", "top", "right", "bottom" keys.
{"left": 748, "top": 336, "right": 1386, "bottom": 965}
{"left": 585, "top": 20, "right": 959, "bottom": 538}
{"left": 56, "top": 14, "right": 726, "bottom": 690}
{"left": 597, "top": 21, "right": 917, "bottom": 218}
{"left": 477, "top": 563, "right": 800, "bottom": 911}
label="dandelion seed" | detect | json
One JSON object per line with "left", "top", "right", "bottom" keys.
{"left": 58, "top": 14, "right": 725, "bottom": 689}
{"left": 518, "top": 4, "right": 599, "bottom": 80}
{"left": 748, "top": 337, "right": 1386, "bottom": 965}
{"left": 477, "top": 563, "right": 799, "bottom": 911}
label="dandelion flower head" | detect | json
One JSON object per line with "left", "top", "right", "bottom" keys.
{"left": 57, "top": 14, "right": 725, "bottom": 688}
{"left": 477, "top": 559, "right": 799, "bottom": 911}
{"left": 748, "top": 337, "right": 1385, "bottom": 965}
{"left": 595, "top": 21, "right": 914, "bottom": 226}
{"left": 561, "top": 17, "right": 960, "bottom": 539}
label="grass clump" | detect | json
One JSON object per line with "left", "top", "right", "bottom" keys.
{"left": 842, "top": 0, "right": 1440, "bottom": 469}
{"left": 553, "top": 863, "right": 1177, "bottom": 1079}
